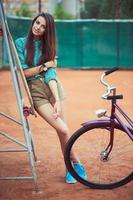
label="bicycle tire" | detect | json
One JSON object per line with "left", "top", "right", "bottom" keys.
{"left": 64, "top": 120, "right": 133, "bottom": 189}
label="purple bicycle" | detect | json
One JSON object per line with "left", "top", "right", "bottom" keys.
{"left": 64, "top": 68, "right": 133, "bottom": 189}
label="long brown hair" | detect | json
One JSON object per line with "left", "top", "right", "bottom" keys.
{"left": 25, "top": 13, "right": 56, "bottom": 66}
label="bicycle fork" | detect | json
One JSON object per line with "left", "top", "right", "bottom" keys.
{"left": 98, "top": 99, "right": 116, "bottom": 161}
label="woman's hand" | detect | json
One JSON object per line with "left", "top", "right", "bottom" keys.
{"left": 53, "top": 100, "right": 61, "bottom": 119}
{"left": 45, "top": 60, "right": 57, "bottom": 68}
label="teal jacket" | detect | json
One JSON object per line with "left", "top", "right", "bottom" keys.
{"left": 15, "top": 37, "right": 57, "bottom": 84}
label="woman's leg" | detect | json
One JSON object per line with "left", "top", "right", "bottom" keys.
{"left": 36, "top": 101, "right": 87, "bottom": 183}
{"left": 36, "top": 101, "right": 79, "bottom": 163}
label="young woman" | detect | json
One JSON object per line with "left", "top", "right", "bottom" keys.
{"left": 15, "top": 12, "right": 87, "bottom": 184}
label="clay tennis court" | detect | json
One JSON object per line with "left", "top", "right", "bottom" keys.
{"left": 0, "top": 69, "right": 133, "bottom": 200}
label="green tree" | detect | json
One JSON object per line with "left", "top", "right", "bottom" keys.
{"left": 16, "top": 3, "right": 32, "bottom": 18}
{"left": 54, "top": 3, "right": 74, "bottom": 19}
{"left": 121, "top": 0, "right": 133, "bottom": 19}
{"left": 81, "top": 0, "right": 101, "bottom": 18}
{"left": 99, "top": 0, "right": 116, "bottom": 19}
{"left": 82, "top": 0, "right": 133, "bottom": 19}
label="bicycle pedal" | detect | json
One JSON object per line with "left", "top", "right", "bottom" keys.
{"left": 96, "top": 109, "right": 107, "bottom": 118}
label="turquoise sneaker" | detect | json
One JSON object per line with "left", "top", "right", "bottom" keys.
{"left": 65, "top": 171, "right": 77, "bottom": 184}
{"left": 74, "top": 163, "right": 87, "bottom": 180}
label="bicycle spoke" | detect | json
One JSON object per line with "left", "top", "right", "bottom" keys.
{"left": 65, "top": 122, "right": 133, "bottom": 189}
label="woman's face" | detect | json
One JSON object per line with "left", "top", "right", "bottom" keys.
{"left": 32, "top": 16, "right": 46, "bottom": 38}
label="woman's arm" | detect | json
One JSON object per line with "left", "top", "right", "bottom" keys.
{"left": 48, "top": 80, "right": 59, "bottom": 101}
{"left": 48, "top": 80, "right": 61, "bottom": 119}
{"left": 15, "top": 38, "right": 56, "bottom": 78}
{"left": 24, "top": 61, "right": 56, "bottom": 78}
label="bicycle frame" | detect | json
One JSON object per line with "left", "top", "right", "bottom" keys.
{"left": 82, "top": 98, "right": 133, "bottom": 160}
{"left": 83, "top": 68, "right": 133, "bottom": 160}
{"left": 105, "top": 98, "right": 133, "bottom": 158}
{"left": 112, "top": 101, "right": 133, "bottom": 140}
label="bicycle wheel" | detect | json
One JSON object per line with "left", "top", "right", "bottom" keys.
{"left": 64, "top": 120, "right": 133, "bottom": 189}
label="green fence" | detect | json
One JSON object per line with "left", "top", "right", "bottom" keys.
{"left": 1, "top": 16, "right": 133, "bottom": 69}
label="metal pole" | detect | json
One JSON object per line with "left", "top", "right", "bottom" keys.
{"left": 38, "top": 0, "right": 41, "bottom": 13}
{"left": 0, "top": 1, "right": 38, "bottom": 191}
{"left": 115, "top": 0, "right": 121, "bottom": 19}
{"left": 115, "top": 0, "right": 121, "bottom": 67}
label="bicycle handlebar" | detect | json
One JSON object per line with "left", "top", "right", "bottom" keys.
{"left": 100, "top": 67, "right": 123, "bottom": 100}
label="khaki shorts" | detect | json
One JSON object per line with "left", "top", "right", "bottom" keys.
{"left": 28, "top": 78, "right": 66, "bottom": 109}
